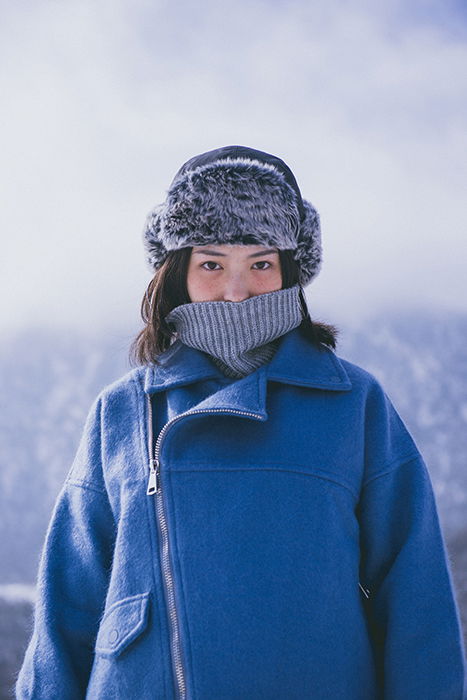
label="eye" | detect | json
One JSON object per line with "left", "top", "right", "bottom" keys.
{"left": 201, "top": 261, "right": 222, "bottom": 271}
{"left": 252, "top": 261, "right": 272, "bottom": 270}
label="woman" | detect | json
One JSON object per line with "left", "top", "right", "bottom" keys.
{"left": 16, "top": 145, "right": 466, "bottom": 699}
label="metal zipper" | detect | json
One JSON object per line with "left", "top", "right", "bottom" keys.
{"left": 145, "top": 393, "right": 262, "bottom": 699}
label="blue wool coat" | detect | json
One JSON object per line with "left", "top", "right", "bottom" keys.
{"left": 16, "top": 327, "right": 466, "bottom": 699}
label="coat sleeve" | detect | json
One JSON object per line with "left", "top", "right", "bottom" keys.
{"left": 357, "top": 379, "right": 466, "bottom": 699}
{"left": 15, "top": 393, "right": 116, "bottom": 700}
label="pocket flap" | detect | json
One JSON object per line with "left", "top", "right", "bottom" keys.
{"left": 95, "top": 592, "right": 151, "bottom": 658}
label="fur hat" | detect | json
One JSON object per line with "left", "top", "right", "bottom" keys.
{"left": 142, "top": 145, "right": 322, "bottom": 287}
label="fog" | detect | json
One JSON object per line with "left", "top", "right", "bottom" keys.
{"left": 1, "top": 0, "right": 466, "bottom": 335}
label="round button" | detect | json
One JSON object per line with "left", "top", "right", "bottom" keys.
{"left": 108, "top": 628, "right": 119, "bottom": 644}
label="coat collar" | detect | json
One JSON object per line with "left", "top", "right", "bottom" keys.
{"left": 143, "top": 327, "right": 352, "bottom": 396}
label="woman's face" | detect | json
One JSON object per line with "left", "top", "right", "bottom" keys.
{"left": 187, "top": 244, "right": 283, "bottom": 302}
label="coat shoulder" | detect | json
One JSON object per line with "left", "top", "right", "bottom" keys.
{"left": 67, "top": 367, "right": 148, "bottom": 488}
{"left": 97, "top": 365, "right": 146, "bottom": 406}
{"left": 334, "top": 353, "right": 385, "bottom": 396}
{"left": 334, "top": 354, "right": 422, "bottom": 479}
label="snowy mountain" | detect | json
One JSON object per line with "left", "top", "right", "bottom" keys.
{"left": 0, "top": 324, "right": 131, "bottom": 583}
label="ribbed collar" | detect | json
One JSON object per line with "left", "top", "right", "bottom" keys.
{"left": 143, "top": 325, "right": 352, "bottom": 394}
{"left": 165, "top": 285, "right": 303, "bottom": 379}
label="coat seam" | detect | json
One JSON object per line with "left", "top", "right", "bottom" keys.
{"left": 267, "top": 376, "right": 350, "bottom": 390}
{"left": 362, "top": 451, "right": 421, "bottom": 489}
{"left": 131, "top": 373, "right": 172, "bottom": 700}
{"left": 65, "top": 478, "right": 108, "bottom": 495}
{"left": 167, "top": 466, "right": 359, "bottom": 501}
{"left": 99, "top": 591, "right": 150, "bottom": 617}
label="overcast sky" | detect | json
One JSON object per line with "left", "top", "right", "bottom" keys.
{"left": 2, "top": 0, "right": 466, "bottom": 337}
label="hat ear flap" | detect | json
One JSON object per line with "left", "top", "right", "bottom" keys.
{"left": 293, "top": 199, "right": 322, "bottom": 287}
{"left": 142, "top": 203, "right": 168, "bottom": 271}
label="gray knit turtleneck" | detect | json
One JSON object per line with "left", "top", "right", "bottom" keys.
{"left": 165, "top": 284, "right": 304, "bottom": 379}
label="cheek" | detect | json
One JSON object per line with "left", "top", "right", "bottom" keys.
{"left": 254, "top": 268, "right": 282, "bottom": 291}
{"left": 186, "top": 267, "right": 216, "bottom": 301}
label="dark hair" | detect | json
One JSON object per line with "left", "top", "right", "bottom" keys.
{"left": 129, "top": 248, "right": 339, "bottom": 367}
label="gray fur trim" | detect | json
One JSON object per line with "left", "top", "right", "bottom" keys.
{"left": 293, "top": 199, "right": 322, "bottom": 286}
{"left": 142, "top": 156, "right": 322, "bottom": 287}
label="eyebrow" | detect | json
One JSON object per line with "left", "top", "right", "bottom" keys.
{"left": 192, "top": 248, "right": 279, "bottom": 258}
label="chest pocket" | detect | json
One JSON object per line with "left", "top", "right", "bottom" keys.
{"left": 94, "top": 592, "right": 151, "bottom": 658}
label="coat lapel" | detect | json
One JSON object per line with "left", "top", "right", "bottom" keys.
{"left": 143, "top": 327, "right": 352, "bottom": 418}
{"left": 266, "top": 326, "right": 352, "bottom": 391}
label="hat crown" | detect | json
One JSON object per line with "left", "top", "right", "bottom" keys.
{"left": 142, "top": 145, "right": 322, "bottom": 287}
{"left": 171, "top": 145, "right": 305, "bottom": 221}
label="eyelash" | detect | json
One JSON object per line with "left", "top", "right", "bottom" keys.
{"left": 200, "top": 261, "right": 273, "bottom": 271}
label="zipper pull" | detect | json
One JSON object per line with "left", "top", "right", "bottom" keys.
{"left": 147, "top": 458, "right": 160, "bottom": 495}
{"left": 359, "top": 582, "right": 370, "bottom": 599}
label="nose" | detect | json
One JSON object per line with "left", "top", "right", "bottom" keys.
{"left": 222, "top": 274, "right": 250, "bottom": 302}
